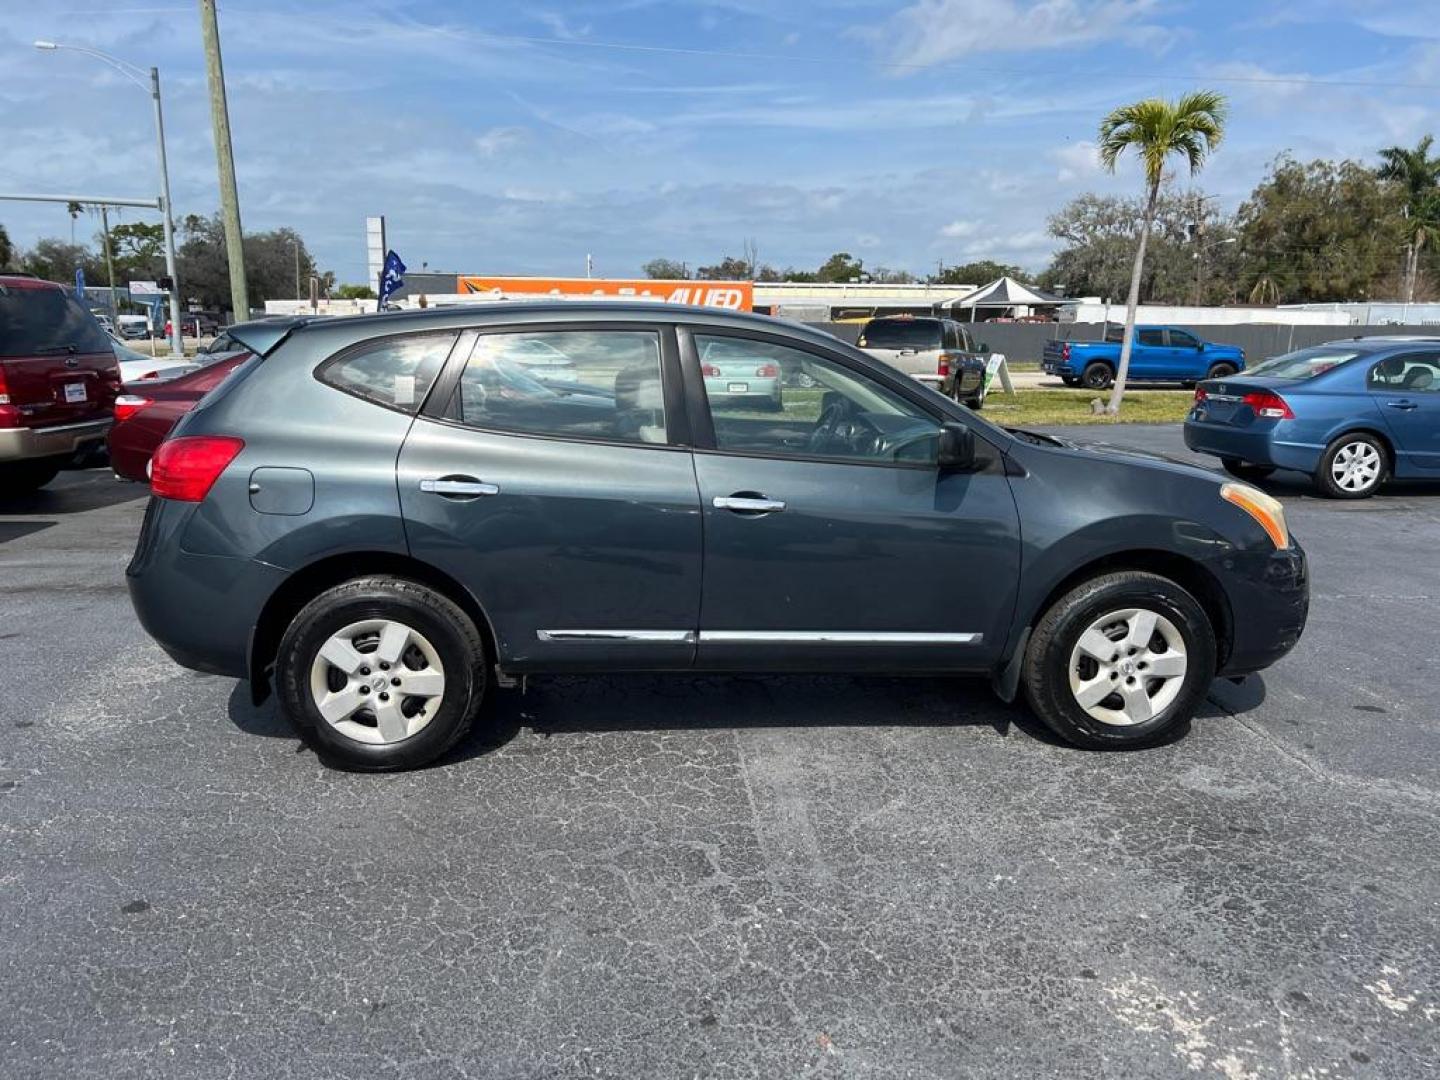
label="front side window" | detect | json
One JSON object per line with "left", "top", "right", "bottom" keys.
{"left": 1367, "top": 352, "right": 1440, "bottom": 393}
{"left": 1169, "top": 329, "right": 1199, "bottom": 349}
{"left": 454, "top": 329, "right": 666, "bottom": 444}
{"left": 695, "top": 334, "right": 941, "bottom": 465}
{"left": 319, "top": 332, "right": 453, "bottom": 413}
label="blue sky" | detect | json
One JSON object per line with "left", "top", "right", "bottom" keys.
{"left": 2, "top": 1, "right": 1437, "bottom": 285}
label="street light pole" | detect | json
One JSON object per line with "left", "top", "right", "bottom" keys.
{"left": 34, "top": 41, "right": 184, "bottom": 358}
{"left": 149, "top": 66, "right": 185, "bottom": 357}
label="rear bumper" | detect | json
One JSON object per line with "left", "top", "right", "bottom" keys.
{"left": 1183, "top": 420, "right": 1320, "bottom": 473}
{"left": 0, "top": 418, "right": 112, "bottom": 463}
{"left": 1212, "top": 542, "right": 1309, "bottom": 677}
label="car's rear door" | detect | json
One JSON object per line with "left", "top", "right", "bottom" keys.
{"left": 0, "top": 281, "right": 119, "bottom": 428}
{"left": 1369, "top": 350, "right": 1440, "bottom": 472}
{"left": 397, "top": 323, "right": 703, "bottom": 671}
{"left": 679, "top": 327, "right": 1021, "bottom": 673}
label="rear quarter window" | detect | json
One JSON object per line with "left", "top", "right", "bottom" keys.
{"left": 316, "top": 332, "right": 455, "bottom": 414}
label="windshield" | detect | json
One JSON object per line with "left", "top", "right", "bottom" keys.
{"left": 0, "top": 284, "right": 113, "bottom": 357}
{"left": 1245, "top": 346, "right": 1363, "bottom": 380}
{"left": 858, "top": 319, "right": 943, "bottom": 350}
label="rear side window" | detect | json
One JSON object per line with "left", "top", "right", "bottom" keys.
{"left": 318, "top": 332, "right": 454, "bottom": 413}
{"left": 1137, "top": 328, "right": 1165, "bottom": 347}
{"left": 1367, "top": 352, "right": 1440, "bottom": 393}
{"left": 858, "top": 319, "right": 942, "bottom": 350}
{"left": 452, "top": 329, "right": 667, "bottom": 445}
{"left": 0, "top": 284, "right": 112, "bottom": 357}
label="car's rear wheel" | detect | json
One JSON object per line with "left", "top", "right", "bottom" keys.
{"left": 1021, "top": 571, "right": 1216, "bottom": 749}
{"left": 1221, "top": 458, "right": 1276, "bottom": 482}
{"left": 0, "top": 458, "right": 63, "bottom": 493}
{"left": 1080, "top": 362, "right": 1113, "bottom": 390}
{"left": 276, "top": 576, "right": 487, "bottom": 770}
{"left": 1207, "top": 362, "right": 1239, "bottom": 379}
{"left": 1315, "top": 433, "right": 1387, "bottom": 499}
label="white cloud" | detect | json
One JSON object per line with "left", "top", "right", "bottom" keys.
{"left": 474, "top": 126, "right": 527, "bottom": 158}
{"left": 872, "top": 0, "right": 1167, "bottom": 66}
{"left": 1053, "top": 140, "right": 1100, "bottom": 181}
{"left": 940, "top": 219, "right": 979, "bottom": 238}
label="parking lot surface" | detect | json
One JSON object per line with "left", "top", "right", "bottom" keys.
{"left": 2, "top": 425, "right": 1438, "bottom": 1079}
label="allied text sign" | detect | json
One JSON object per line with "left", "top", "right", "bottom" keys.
{"left": 457, "top": 276, "right": 753, "bottom": 311}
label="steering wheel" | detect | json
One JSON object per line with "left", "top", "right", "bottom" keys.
{"left": 807, "top": 399, "right": 882, "bottom": 457}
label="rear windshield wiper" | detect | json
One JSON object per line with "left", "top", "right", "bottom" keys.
{"left": 32, "top": 343, "right": 80, "bottom": 355}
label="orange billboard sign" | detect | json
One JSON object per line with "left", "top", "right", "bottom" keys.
{"left": 456, "top": 275, "right": 753, "bottom": 311}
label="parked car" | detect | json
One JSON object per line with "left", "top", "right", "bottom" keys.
{"left": 856, "top": 316, "right": 987, "bottom": 407}
{"left": 108, "top": 352, "right": 251, "bottom": 482}
{"left": 1043, "top": 326, "right": 1244, "bottom": 389}
{"left": 109, "top": 333, "right": 195, "bottom": 383}
{"left": 492, "top": 336, "right": 578, "bottom": 383}
{"left": 117, "top": 314, "right": 151, "bottom": 340}
{"left": 0, "top": 275, "right": 121, "bottom": 492}
{"left": 1184, "top": 336, "right": 1440, "bottom": 499}
{"left": 127, "top": 303, "right": 1308, "bottom": 770}
{"left": 700, "top": 338, "right": 783, "bottom": 411}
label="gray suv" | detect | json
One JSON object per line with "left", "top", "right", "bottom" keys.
{"left": 128, "top": 303, "right": 1308, "bottom": 770}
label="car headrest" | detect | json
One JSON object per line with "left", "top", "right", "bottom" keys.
{"left": 614, "top": 363, "right": 665, "bottom": 443}
{"left": 1403, "top": 366, "right": 1434, "bottom": 390}
{"left": 1376, "top": 357, "right": 1405, "bottom": 378}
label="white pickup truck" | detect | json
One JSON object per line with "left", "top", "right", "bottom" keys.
{"left": 855, "top": 316, "right": 989, "bottom": 408}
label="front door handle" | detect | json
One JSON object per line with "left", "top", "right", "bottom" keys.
{"left": 419, "top": 476, "right": 500, "bottom": 498}
{"left": 1386, "top": 400, "right": 1419, "bottom": 411}
{"left": 713, "top": 494, "right": 786, "bottom": 514}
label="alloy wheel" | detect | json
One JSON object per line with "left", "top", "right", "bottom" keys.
{"left": 1067, "top": 607, "right": 1188, "bottom": 726}
{"left": 308, "top": 619, "right": 446, "bottom": 744}
{"left": 1331, "top": 441, "right": 1381, "bottom": 493}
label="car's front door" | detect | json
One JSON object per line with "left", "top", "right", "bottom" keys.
{"left": 1130, "top": 327, "right": 1167, "bottom": 379}
{"left": 1166, "top": 328, "right": 1204, "bottom": 379}
{"left": 397, "top": 324, "right": 703, "bottom": 671}
{"left": 1368, "top": 350, "right": 1440, "bottom": 472}
{"left": 680, "top": 329, "right": 1021, "bottom": 672}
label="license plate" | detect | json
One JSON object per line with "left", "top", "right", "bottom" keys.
{"left": 727, "top": 382, "right": 749, "bottom": 393}
{"left": 64, "top": 382, "right": 87, "bottom": 403}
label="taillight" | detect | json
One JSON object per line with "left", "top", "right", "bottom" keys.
{"left": 1194, "top": 386, "right": 1208, "bottom": 402}
{"left": 1061, "top": 343, "right": 1071, "bottom": 360}
{"left": 114, "top": 394, "right": 153, "bottom": 422}
{"left": 0, "top": 366, "right": 14, "bottom": 429}
{"left": 701, "top": 363, "right": 720, "bottom": 377}
{"left": 1242, "top": 390, "right": 1294, "bottom": 420}
{"left": 937, "top": 353, "right": 954, "bottom": 378}
{"left": 150, "top": 435, "right": 244, "bottom": 502}
{"left": 755, "top": 363, "right": 778, "bottom": 378}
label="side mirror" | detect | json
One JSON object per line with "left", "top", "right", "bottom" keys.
{"left": 1197, "top": 342, "right": 1206, "bottom": 351}
{"left": 937, "top": 421, "right": 976, "bottom": 471}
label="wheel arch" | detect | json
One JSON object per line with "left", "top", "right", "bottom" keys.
{"left": 248, "top": 550, "right": 500, "bottom": 705}
{"left": 1323, "top": 423, "right": 1395, "bottom": 468}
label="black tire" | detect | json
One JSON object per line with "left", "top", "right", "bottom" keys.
{"left": 1207, "top": 362, "right": 1238, "bottom": 380}
{"left": 0, "top": 458, "right": 63, "bottom": 493}
{"left": 1221, "top": 458, "right": 1276, "bottom": 481}
{"left": 276, "top": 576, "right": 487, "bottom": 770}
{"left": 1314, "top": 432, "right": 1388, "bottom": 500}
{"left": 964, "top": 395, "right": 984, "bottom": 410}
{"left": 1021, "top": 571, "right": 1216, "bottom": 750}
{"left": 1080, "top": 361, "right": 1113, "bottom": 390}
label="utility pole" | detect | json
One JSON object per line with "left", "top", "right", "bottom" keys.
{"left": 99, "top": 204, "right": 118, "bottom": 327}
{"left": 198, "top": 0, "right": 248, "bottom": 322}
{"left": 293, "top": 238, "right": 302, "bottom": 299}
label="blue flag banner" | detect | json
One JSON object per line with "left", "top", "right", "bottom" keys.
{"left": 75, "top": 267, "right": 86, "bottom": 298}
{"left": 377, "top": 250, "right": 406, "bottom": 308}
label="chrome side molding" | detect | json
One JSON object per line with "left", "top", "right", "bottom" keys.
{"left": 536, "top": 630, "right": 982, "bottom": 645}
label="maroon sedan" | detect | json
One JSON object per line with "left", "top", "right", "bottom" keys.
{"left": 108, "top": 353, "right": 249, "bottom": 481}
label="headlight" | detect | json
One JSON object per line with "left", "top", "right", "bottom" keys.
{"left": 1220, "top": 482, "right": 1290, "bottom": 549}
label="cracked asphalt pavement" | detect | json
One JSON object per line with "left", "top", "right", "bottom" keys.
{"left": 2, "top": 425, "right": 1437, "bottom": 1078}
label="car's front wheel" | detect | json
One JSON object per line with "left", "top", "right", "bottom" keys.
{"left": 1315, "top": 433, "right": 1387, "bottom": 499}
{"left": 1021, "top": 571, "right": 1216, "bottom": 749}
{"left": 276, "top": 576, "right": 487, "bottom": 770}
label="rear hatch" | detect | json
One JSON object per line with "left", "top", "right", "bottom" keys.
{"left": 0, "top": 278, "right": 120, "bottom": 429}
{"left": 856, "top": 318, "right": 944, "bottom": 376}
{"left": 1192, "top": 375, "right": 1295, "bottom": 426}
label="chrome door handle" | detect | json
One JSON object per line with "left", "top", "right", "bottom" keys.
{"left": 713, "top": 495, "right": 785, "bottom": 513}
{"left": 1386, "top": 400, "right": 1419, "bottom": 411}
{"left": 419, "top": 477, "right": 500, "bottom": 497}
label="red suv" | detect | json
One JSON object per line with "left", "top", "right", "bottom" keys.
{"left": 0, "top": 276, "right": 121, "bottom": 491}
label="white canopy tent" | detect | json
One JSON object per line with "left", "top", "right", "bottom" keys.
{"left": 937, "top": 276, "right": 1066, "bottom": 321}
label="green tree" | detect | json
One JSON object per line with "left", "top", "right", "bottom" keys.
{"left": 1098, "top": 90, "right": 1227, "bottom": 413}
{"left": 335, "top": 283, "right": 376, "bottom": 299}
{"left": 19, "top": 238, "right": 105, "bottom": 284}
{"left": 696, "top": 255, "right": 753, "bottom": 280}
{"left": 641, "top": 258, "right": 689, "bottom": 279}
{"left": 107, "top": 221, "right": 166, "bottom": 281}
{"left": 0, "top": 223, "right": 13, "bottom": 269}
{"left": 814, "top": 251, "right": 864, "bottom": 282}
{"left": 179, "top": 213, "right": 325, "bottom": 314}
{"left": 1376, "top": 134, "right": 1440, "bottom": 301}
{"left": 1236, "top": 156, "right": 1407, "bottom": 303}
{"left": 933, "top": 260, "right": 1026, "bottom": 287}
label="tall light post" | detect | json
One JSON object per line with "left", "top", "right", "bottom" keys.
{"left": 35, "top": 40, "right": 184, "bottom": 358}
{"left": 1193, "top": 236, "right": 1237, "bottom": 307}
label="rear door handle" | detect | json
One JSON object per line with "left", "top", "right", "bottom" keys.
{"left": 713, "top": 494, "right": 786, "bottom": 514}
{"left": 1386, "top": 400, "right": 1419, "bottom": 411}
{"left": 420, "top": 477, "right": 500, "bottom": 498}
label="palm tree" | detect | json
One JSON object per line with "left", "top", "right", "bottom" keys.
{"left": 1376, "top": 134, "right": 1440, "bottom": 302}
{"left": 1098, "top": 91, "right": 1227, "bottom": 414}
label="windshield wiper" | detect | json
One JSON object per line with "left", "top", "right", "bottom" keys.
{"left": 33, "top": 343, "right": 79, "bottom": 355}
{"left": 1005, "top": 426, "right": 1068, "bottom": 447}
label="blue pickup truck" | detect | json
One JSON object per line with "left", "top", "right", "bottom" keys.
{"left": 1042, "top": 325, "right": 1244, "bottom": 389}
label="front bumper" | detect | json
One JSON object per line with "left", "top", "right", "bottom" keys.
{"left": 1211, "top": 541, "right": 1309, "bottom": 676}
{"left": 0, "top": 418, "right": 112, "bottom": 463}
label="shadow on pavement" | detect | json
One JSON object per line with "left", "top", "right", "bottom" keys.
{"left": 0, "top": 470, "right": 148, "bottom": 516}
